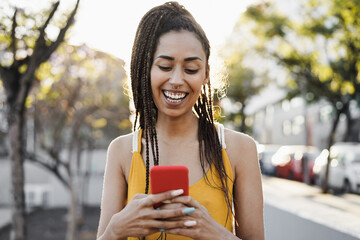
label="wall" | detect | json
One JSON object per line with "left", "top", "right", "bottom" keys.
{"left": 0, "top": 149, "right": 107, "bottom": 208}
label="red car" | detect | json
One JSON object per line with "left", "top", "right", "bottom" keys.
{"left": 272, "top": 145, "right": 320, "bottom": 183}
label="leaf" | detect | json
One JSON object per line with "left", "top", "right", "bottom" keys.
{"left": 313, "top": 65, "right": 333, "bottom": 82}
{"left": 341, "top": 81, "right": 355, "bottom": 95}
{"left": 91, "top": 118, "right": 107, "bottom": 129}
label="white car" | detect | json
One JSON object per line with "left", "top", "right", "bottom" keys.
{"left": 257, "top": 144, "right": 281, "bottom": 176}
{"left": 313, "top": 143, "right": 360, "bottom": 193}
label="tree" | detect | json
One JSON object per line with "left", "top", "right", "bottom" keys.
{"left": 26, "top": 43, "right": 129, "bottom": 240}
{"left": 0, "top": 1, "right": 80, "bottom": 239}
{"left": 242, "top": 0, "right": 360, "bottom": 192}
{"left": 224, "top": 51, "right": 267, "bottom": 133}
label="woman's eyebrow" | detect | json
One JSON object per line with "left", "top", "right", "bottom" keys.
{"left": 184, "top": 56, "right": 202, "bottom": 62}
{"left": 156, "top": 55, "right": 174, "bottom": 60}
{"left": 155, "top": 55, "right": 202, "bottom": 61}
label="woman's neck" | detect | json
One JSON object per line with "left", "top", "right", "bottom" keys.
{"left": 155, "top": 113, "right": 198, "bottom": 142}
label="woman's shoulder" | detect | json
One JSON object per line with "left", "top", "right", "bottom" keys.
{"left": 106, "top": 132, "right": 135, "bottom": 171}
{"left": 108, "top": 132, "right": 134, "bottom": 153}
{"left": 224, "top": 128, "right": 257, "bottom": 149}
{"left": 223, "top": 128, "right": 258, "bottom": 166}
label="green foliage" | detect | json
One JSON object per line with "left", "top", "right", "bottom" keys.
{"left": 226, "top": 53, "right": 257, "bottom": 103}
{"left": 221, "top": 50, "right": 267, "bottom": 133}
{"left": 242, "top": 0, "right": 360, "bottom": 109}
{"left": 32, "top": 43, "right": 130, "bottom": 148}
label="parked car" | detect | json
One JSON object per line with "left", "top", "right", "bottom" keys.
{"left": 272, "top": 145, "right": 320, "bottom": 183}
{"left": 257, "top": 144, "right": 281, "bottom": 176}
{"left": 300, "top": 149, "right": 321, "bottom": 184}
{"left": 313, "top": 142, "right": 360, "bottom": 193}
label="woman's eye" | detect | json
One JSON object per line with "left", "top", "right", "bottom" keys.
{"left": 185, "top": 69, "right": 199, "bottom": 74}
{"left": 158, "top": 66, "right": 172, "bottom": 71}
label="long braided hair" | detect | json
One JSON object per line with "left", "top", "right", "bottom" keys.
{"left": 130, "top": 1, "right": 232, "bottom": 216}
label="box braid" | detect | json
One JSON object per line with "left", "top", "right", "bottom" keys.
{"left": 130, "top": 2, "right": 233, "bottom": 217}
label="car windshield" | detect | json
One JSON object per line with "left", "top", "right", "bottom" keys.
{"left": 348, "top": 152, "right": 360, "bottom": 164}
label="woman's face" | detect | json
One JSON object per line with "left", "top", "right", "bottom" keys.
{"left": 150, "top": 30, "right": 208, "bottom": 119}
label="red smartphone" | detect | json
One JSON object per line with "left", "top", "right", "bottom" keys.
{"left": 150, "top": 165, "right": 189, "bottom": 208}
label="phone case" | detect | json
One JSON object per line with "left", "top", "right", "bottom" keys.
{"left": 150, "top": 165, "right": 189, "bottom": 208}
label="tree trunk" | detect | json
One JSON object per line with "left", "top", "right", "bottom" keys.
{"left": 344, "top": 107, "right": 360, "bottom": 142}
{"left": 8, "top": 106, "right": 27, "bottom": 240}
{"left": 66, "top": 167, "right": 77, "bottom": 240}
{"left": 76, "top": 140, "right": 85, "bottom": 227}
{"left": 321, "top": 102, "right": 348, "bottom": 193}
{"left": 321, "top": 116, "right": 338, "bottom": 192}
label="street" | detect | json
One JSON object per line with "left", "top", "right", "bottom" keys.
{"left": 265, "top": 203, "right": 359, "bottom": 240}
{"left": 263, "top": 176, "right": 360, "bottom": 240}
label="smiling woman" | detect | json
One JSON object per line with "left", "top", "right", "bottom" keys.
{"left": 96, "top": 2, "right": 264, "bottom": 240}
{"left": 151, "top": 30, "right": 208, "bottom": 118}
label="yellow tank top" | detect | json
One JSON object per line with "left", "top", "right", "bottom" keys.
{"left": 127, "top": 124, "right": 234, "bottom": 239}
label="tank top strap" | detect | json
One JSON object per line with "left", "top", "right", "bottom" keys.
{"left": 215, "top": 123, "right": 226, "bottom": 149}
{"left": 132, "top": 129, "right": 143, "bottom": 153}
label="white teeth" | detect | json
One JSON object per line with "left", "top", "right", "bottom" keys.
{"left": 163, "top": 91, "right": 186, "bottom": 100}
{"left": 168, "top": 98, "right": 182, "bottom": 103}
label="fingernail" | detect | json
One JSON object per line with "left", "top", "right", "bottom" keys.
{"left": 171, "top": 189, "right": 184, "bottom": 197}
{"left": 184, "top": 220, "right": 197, "bottom": 227}
{"left": 162, "top": 200, "right": 171, "bottom": 204}
{"left": 158, "top": 228, "right": 165, "bottom": 232}
{"left": 182, "top": 207, "right": 195, "bottom": 214}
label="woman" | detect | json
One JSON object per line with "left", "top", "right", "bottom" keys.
{"left": 97, "top": 2, "right": 264, "bottom": 239}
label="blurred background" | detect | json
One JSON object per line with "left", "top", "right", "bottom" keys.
{"left": 0, "top": 0, "right": 359, "bottom": 239}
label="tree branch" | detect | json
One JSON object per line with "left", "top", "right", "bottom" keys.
{"left": 22, "top": 1, "right": 60, "bottom": 83}
{"left": 25, "top": 151, "right": 70, "bottom": 189}
{"left": 45, "top": 0, "right": 80, "bottom": 61}
{"left": 37, "top": 1, "right": 60, "bottom": 42}
{"left": 23, "top": 0, "right": 80, "bottom": 85}
{"left": 0, "top": 65, "right": 6, "bottom": 80}
{"left": 14, "top": 0, "right": 80, "bottom": 113}
{"left": 13, "top": 56, "right": 30, "bottom": 69}
{"left": 11, "top": 8, "right": 18, "bottom": 63}
{"left": 51, "top": 80, "right": 82, "bottom": 153}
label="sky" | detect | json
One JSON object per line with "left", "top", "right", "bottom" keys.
{"left": 62, "top": 0, "right": 256, "bottom": 65}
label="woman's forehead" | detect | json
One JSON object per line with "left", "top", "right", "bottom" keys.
{"left": 154, "top": 30, "right": 206, "bottom": 59}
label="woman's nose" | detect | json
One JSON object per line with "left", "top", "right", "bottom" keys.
{"left": 169, "top": 67, "right": 184, "bottom": 86}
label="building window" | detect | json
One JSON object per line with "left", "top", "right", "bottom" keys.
{"left": 42, "top": 192, "right": 49, "bottom": 207}
{"left": 27, "top": 191, "right": 35, "bottom": 207}
{"left": 290, "top": 97, "right": 304, "bottom": 109}
{"left": 282, "top": 100, "right": 290, "bottom": 112}
{"left": 320, "top": 105, "right": 332, "bottom": 123}
{"left": 292, "top": 115, "right": 304, "bottom": 135}
{"left": 282, "top": 120, "right": 292, "bottom": 136}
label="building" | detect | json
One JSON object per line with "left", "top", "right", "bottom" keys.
{"left": 246, "top": 86, "right": 351, "bottom": 150}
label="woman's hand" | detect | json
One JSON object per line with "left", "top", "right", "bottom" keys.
{"left": 101, "top": 189, "right": 195, "bottom": 239}
{"left": 165, "top": 196, "right": 238, "bottom": 240}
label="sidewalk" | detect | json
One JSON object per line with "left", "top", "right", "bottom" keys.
{"left": 262, "top": 176, "right": 360, "bottom": 239}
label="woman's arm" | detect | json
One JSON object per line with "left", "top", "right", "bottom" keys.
{"left": 226, "top": 129, "right": 264, "bottom": 240}
{"left": 97, "top": 135, "right": 130, "bottom": 239}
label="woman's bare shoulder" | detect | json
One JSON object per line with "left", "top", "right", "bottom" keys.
{"left": 108, "top": 132, "right": 133, "bottom": 154}
{"left": 223, "top": 128, "right": 258, "bottom": 168}
{"left": 106, "top": 132, "right": 134, "bottom": 171}
{"left": 224, "top": 128, "right": 257, "bottom": 151}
